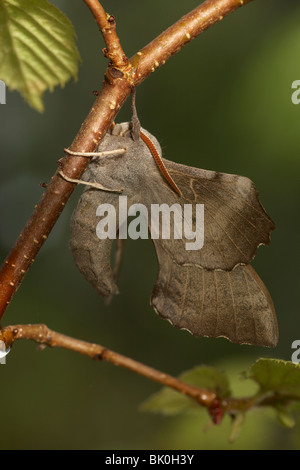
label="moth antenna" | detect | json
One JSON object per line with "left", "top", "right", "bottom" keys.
{"left": 131, "top": 88, "right": 141, "bottom": 142}
{"left": 131, "top": 88, "right": 181, "bottom": 195}
{"left": 140, "top": 130, "right": 182, "bottom": 197}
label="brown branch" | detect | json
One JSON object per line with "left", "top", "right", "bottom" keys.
{"left": 83, "top": 0, "right": 129, "bottom": 70}
{"left": 0, "top": 324, "right": 217, "bottom": 409}
{"left": 0, "top": 0, "right": 253, "bottom": 323}
{"left": 131, "top": 0, "right": 253, "bottom": 84}
{"left": 1, "top": 323, "right": 293, "bottom": 423}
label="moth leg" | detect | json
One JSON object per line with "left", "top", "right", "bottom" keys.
{"left": 106, "top": 236, "right": 126, "bottom": 305}
{"left": 58, "top": 170, "right": 123, "bottom": 193}
{"left": 63, "top": 148, "right": 126, "bottom": 159}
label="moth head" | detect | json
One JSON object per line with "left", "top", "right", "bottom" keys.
{"left": 111, "top": 122, "right": 131, "bottom": 138}
{"left": 109, "top": 122, "right": 162, "bottom": 158}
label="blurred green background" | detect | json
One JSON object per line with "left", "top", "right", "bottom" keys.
{"left": 1, "top": 0, "right": 300, "bottom": 450}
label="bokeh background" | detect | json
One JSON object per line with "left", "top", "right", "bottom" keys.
{"left": 1, "top": 0, "right": 300, "bottom": 450}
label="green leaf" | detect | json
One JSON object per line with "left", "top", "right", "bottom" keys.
{"left": 0, "top": 0, "right": 80, "bottom": 111}
{"left": 248, "top": 358, "right": 300, "bottom": 400}
{"left": 141, "top": 366, "right": 230, "bottom": 416}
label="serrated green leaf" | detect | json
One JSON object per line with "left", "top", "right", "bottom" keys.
{"left": 141, "top": 366, "right": 230, "bottom": 416}
{"left": 248, "top": 358, "right": 300, "bottom": 400}
{"left": 0, "top": 0, "right": 80, "bottom": 111}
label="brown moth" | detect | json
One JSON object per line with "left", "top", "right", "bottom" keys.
{"left": 69, "top": 122, "right": 278, "bottom": 347}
